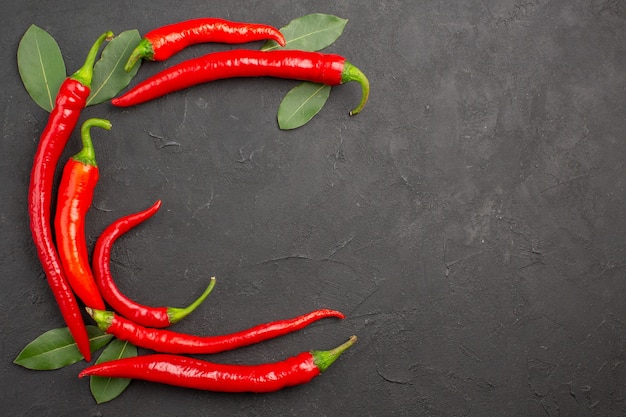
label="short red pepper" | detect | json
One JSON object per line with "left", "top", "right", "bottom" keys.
{"left": 55, "top": 118, "right": 111, "bottom": 310}
{"left": 79, "top": 336, "right": 356, "bottom": 393}
{"left": 87, "top": 307, "right": 345, "bottom": 354}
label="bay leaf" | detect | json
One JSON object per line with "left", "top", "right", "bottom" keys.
{"left": 17, "top": 25, "right": 66, "bottom": 112}
{"left": 89, "top": 339, "right": 137, "bottom": 403}
{"left": 14, "top": 326, "right": 113, "bottom": 370}
{"left": 278, "top": 82, "right": 331, "bottom": 130}
{"left": 87, "top": 30, "right": 141, "bottom": 106}
{"left": 261, "top": 13, "right": 348, "bottom": 52}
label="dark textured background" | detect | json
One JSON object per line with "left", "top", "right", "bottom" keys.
{"left": 1, "top": 1, "right": 625, "bottom": 416}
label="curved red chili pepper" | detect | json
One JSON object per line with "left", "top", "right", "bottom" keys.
{"left": 125, "top": 18, "right": 286, "bottom": 71}
{"left": 112, "top": 49, "right": 370, "bottom": 115}
{"left": 92, "top": 200, "right": 216, "bottom": 327}
{"left": 55, "top": 118, "right": 111, "bottom": 310}
{"left": 28, "top": 31, "right": 113, "bottom": 361}
{"left": 86, "top": 307, "right": 345, "bottom": 354}
{"left": 79, "top": 336, "right": 356, "bottom": 392}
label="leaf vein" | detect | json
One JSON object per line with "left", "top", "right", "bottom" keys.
{"left": 35, "top": 35, "right": 54, "bottom": 110}
{"left": 264, "top": 22, "right": 346, "bottom": 51}
{"left": 285, "top": 84, "right": 327, "bottom": 123}
{"left": 86, "top": 38, "right": 135, "bottom": 105}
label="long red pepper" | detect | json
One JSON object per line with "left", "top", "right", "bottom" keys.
{"left": 112, "top": 49, "right": 370, "bottom": 115}
{"left": 125, "top": 18, "right": 286, "bottom": 71}
{"left": 28, "top": 31, "right": 113, "bottom": 361}
{"left": 92, "top": 200, "right": 216, "bottom": 327}
{"left": 79, "top": 336, "right": 356, "bottom": 392}
{"left": 87, "top": 307, "right": 345, "bottom": 354}
{"left": 54, "top": 118, "right": 111, "bottom": 310}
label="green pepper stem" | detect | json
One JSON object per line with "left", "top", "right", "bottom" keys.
{"left": 72, "top": 118, "right": 112, "bottom": 167}
{"left": 86, "top": 307, "right": 114, "bottom": 332}
{"left": 70, "top": 31, "right": 114, "bottom": 87}
{"left": 167, "top": 277, "right": 217, "bottom": 324}
{"left": 312, "top": 335, "right": 357, "bottom": 372}
{"left": 341, "top": 61, "right": 370, "bottom": 116}
{"left": 124, "top": 38, "right": 153, "bottom": 72}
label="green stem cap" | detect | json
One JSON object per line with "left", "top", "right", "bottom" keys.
{"left": 70, "top": 31, "right": 114, "bottom": 87}
{"left": 72, "top": 118, "right": 112, "bottom": 167}
{"left": 124, "top": 38, "right": 154, "bottom": 72}
{"left": 86, "top": 307, "right": 114, "bottom": 332}
{"left": 312, "top": 335, "right": 357, "bottom": 372}
{"left": 167, "top": 277, "right": 217, "bottom": 324}
{"left": 341, "top": 61, "right": 370, "bottom": 116}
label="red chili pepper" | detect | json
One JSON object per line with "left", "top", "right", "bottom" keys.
{"left": 54, "top": 118, "right": 111, "bottom": 310}
{"left": 112, "top": 49, "right": 370, "bottom": 115}
{"left": 92, "top": 200, "right": 216, "bottom": 327}
{"left": 124, "top": 18, "right": 286, "bottom": 71}
{"left": 79, "top": 335, "right": 356, "bottom": 392}
{"left": 28, "top": 31, "right": 113, "bottom": 361}
{"left": 86, "top": 307, "right": 345, "bottom": 354}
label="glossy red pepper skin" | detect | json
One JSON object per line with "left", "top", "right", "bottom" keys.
{"left": 55, "top": 119, "right": 111, "bottom": 310}
{"left": 113, "top": 49, "right": 370, "bottom": 115}
{"left": 92, "top": 200, "right": 216, "bottom": 327}
{"left": 28, "top": 32, "right": 112, "bottom": 361}
{"left": 79, "top": 336, "right": 356, "bottom": 392}
{"left": 125, "top": 18, "right": 286, "bottom": 71}
{"left": 87, "top": 307, "right": 345, "bottom": 354}
{"left": 29, "top": 79, "right": 92, "bottom": 361}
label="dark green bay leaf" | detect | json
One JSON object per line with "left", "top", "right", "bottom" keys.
{"left": 261, "top": 13, "right": 348, "bottom": 52}
{"left": 90, "top": 339, "right": 137, "bottom": 404}
{"left": 87, "top": 29, "right": 142, "bottom": 106}
{"left": 14, "top": 326, "right": 113, "bottom": 370}
{"left": 278, "top": 82, "right": 331, "bottom": 130}
{"left": 17, "top": 25, "right": 66, "bottom": 112}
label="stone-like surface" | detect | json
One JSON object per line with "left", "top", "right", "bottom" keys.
{"left": 1, "top": 1, "right": 624, "bottom": 415}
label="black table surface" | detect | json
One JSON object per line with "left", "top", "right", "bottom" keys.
{"left": 2, "top": 1, "right": 625, "bottom": 416}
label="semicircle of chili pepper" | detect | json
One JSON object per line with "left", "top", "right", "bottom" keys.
{"left": 124, "top": 18, "right": 286, "bottom": 72}
{"left": 28, "top": 31, "right": 113, "bottom": 361}
{"left": 92, "top": 200, "right": 217, "bottom": 328}
{"left": 79, "top": 335, "right": 356, "bottom": 392}
{"left": 55, "top": 118, "right": 112, "bottom": 310}
{"left": 86, "top": 307, "right": 345, "bottom": 355}
{"left": 112, "top": 49, "right": 370, "bottom": 116}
